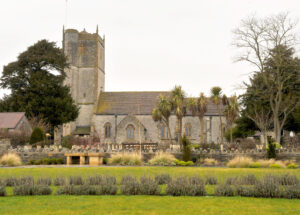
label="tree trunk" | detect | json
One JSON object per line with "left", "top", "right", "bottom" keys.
{"left": 200, "top": 117, "right": 205, "bottom": 143}
{"left": 166, "top": 124, "right": 173, "bottom": 148}
{"left": 230, "top": 125, "right": 233, "bottom": 144}
{"left": 178, "top": 118, "right": 182, "bottom": 146}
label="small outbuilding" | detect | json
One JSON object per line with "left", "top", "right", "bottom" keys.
{"left": 0, "top": 112, "right": 32, "bottom": 135}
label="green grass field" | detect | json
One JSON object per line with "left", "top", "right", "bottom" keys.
{"left": 0, "top": 166, "right": 299, "bottom": 215}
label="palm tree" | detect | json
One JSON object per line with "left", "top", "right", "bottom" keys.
{"left": 152, "top": 95, "right": 173, "bottom": 146}
{"left": 187, "top": 93, "right": 207, "bottom": 143}
{"left": 210, "top": 86, "right": 224, "bottom": 144}
{"left": 224, "top": 95, "right": 239, "bottom": 144}
{"left": 170, "top": 86, "right": 186, "bottom": 146}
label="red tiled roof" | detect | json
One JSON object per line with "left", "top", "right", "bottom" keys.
{"left": 0, "top": 112, "right": 25, "bottom": 129}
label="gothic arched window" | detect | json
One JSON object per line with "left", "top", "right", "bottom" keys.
{"left": 185, "top": 123, "right": 192, "bottom": 137}
{"left": 126, "top": 124, "right": 135, "bottom": 140}
{"left": 104, "top": 123, "right": 111, "bottom": 138}
{"left": 158, "top": 125, "right": 169, "bottom": 139}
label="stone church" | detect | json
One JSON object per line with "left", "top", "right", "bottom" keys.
{"left": 62, "top": 28, "right": 225, "bottom": 148}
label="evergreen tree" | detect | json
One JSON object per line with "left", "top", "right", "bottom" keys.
{"left": 0, "top": 40, "right": 79, "bottom": 129}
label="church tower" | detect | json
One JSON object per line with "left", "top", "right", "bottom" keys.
{"left": 62, "top": 27, "right": 105, "bottom": 136}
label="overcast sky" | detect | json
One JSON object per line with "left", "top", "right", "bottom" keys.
{"left": 0, "top": 0, "right": 300, "bottom": 98}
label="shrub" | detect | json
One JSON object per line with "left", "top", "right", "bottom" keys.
{"left": 257, "top": 159, "right": 275, "bottom": 168}
{"left": 205, "top": 176, "right": 218, "bottom": 185}
{"left": 269, "top": 163, "right": 283, "bottom": 169}
{"left": 176, "top": 160, "right": 194, "bottom": 166}
{"left": 155, "top": 174, "right": 172, "bottom": 185}
{"left": 35, "top": 159, "right": 42, "bottom": 165}
{"left": 203, "top": 158, "right": 219, "bottom": 166}
{"left": 278, "top": 174, "right": 299, "bottom": 186}
{"left": 250, "top": 162, "right": 261, "bottom": 168}
{"left": 99, "top": 176, "right": 118, "bottom": 195}
{"left": 0, "top": 153, "right": 22, "bottom": 167}
{"left": 56, "top": 185, "right": 97, "bottom": 195}
{"left": 149, "top": 152, "right": 177, "bottom": 166}
{"left": 240, "top": 174, "right": 257, "bottom": 185}
{"left": 166, "top": 177, "right": 206, "bottom": 196}
{"left": 267, "top": 141, "right": 276, "bottom": 159}
{"left": 56, "top": 158, "right": 64, "bottom": 165}
{"left": 189, "top": 176, "right": 204, "bottom": 186}
{"left": 37, "top": 177, "right": 52, "bottom": 186}
{"left": 287, "top": 163, "right": 298, "bottom": 169}
{"left": 49, "top": 158, "right": 57, "bottom": 165}
{"left": 283, "top": 184, "right": 300, "bottom": 199}
{"left": 109, "top": 153, "right": 143, "bottom": 166}
{"left": 54, "top": 177, "right": 66, "bottom": 186}
{"left": 0, "top": 186, "right": 6, "bottom": 196}
{"left": 254, "top": 178, "right": 281, "bottom": 198}
{"left": 181, "top": 135, "right": 192, "bottom": 162}
{"left": 19, "top": 176, "right": 34, "bottom": 186}
{"left": 69, "top": 176, "right": 84, "bottom": 185}
{"left": 225, "top": 177, "right": 238, "bottom": 185}
{"left": 227, "top": 156, "right": 253, "bottom": 168}
{"left": 29, "top": 127, "right": 46, "bottom": 145}
{"left": 120, "top": 176, "right": 140, "bottom": 195}
{"left": 42, "top": 158, "right": 51, "bottom": 165}
{"left": 86, "top": 175, "right": 102, "bottom": 185}
{"left": 13, "top": 185, "right": 52, "bottom": 196}
{"left": 28, "top": 160, "right": 35, "bottom": 165}
{"left": 139, "top": 176, "right": 160, "bottom": 195}
{"left": 4, "top": 177, "right": 19, "bottom": 186}
{"left": 121, "top": 175, "right": 136, "bottom": 185}
{"left": 214, "top": 184, "right": 234, "bottom": 196}
{"left": 235, "top": 185, "right": 254, "bottom": 197}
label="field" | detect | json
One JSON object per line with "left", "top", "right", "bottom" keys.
{"left": 0, "top": 166, "right": 299, "bottom": 215}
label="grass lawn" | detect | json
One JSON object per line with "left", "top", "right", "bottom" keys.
{"left": 0, "top": 166, "right": 299, "bottom": 181}
{"left": 0, "top": 166, "right": 299, "bottom": 215}
{"left": 0, "top": 195, "right": 299, "bottom": 215}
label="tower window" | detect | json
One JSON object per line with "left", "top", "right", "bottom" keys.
{"left": 185, "top": 123, "right": 192, "bottom": 137}
{"left": 126, "top": 124, "right": 135, "bottom": 140}
{"left": 104, "top": 123, "right": 111, "bottom": 138}
{"left": 158, "top": 125, "right": 169, "bottom": 139}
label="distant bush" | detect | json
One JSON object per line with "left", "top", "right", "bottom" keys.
{"left": 203, "top": 158, "right": 219, "bottom": 166}
{"left": 166, "top": 177, "right": 206, "bottom": 196}
{"left": 256, "top": 159, "right": 275, "bottom": 168}
{"left": 99, "top": 176, "right": 118, "bottom": 195}
{"left": 139, "top": 176, "right": 160, "bottom": 195}
{"left": 176, "top": 160, "right": 194, "bottom": 166}
{"left": 267, "top": 141, "right": 277, "bottom": 159}
{"left": 249, "top": 162, "right": 261, "bottom": 168}
{"left": 0, "top": 186, "right": 6, "bottom": 196}
{"left": 155, "top": 174, "right": 172, "bottom": 185}
{"left": 54, "top": 177, "right": 66, "bottom": 186}
{"left": 227, "top": 156, "right": 253, "bottom": 168}
{"left": 86, "top": 175, "right": 102, "bottom": 185}
{"left": 269, "top": 163, "right": 283, "bottom": 169}
{"left": 120, "top": 176, "right": 140, "bottom": 195}
{"left": 37, "top": 177, "right": 52, "bottom": 186}
{"left": 4, "top": 177, "right": 19, "bottom": 186}
{"left": 205, "top": 176, "right": 218, "bottom": 185}
{"left": 239, "top": 174, "right": 257, "bottom": 185}
{"left": 0, "top": 153, "right": 22, "bottom": 167}
{"left": 13, "top": 185, "right": 52, "bottom": 196}
{"left": 29, "top": 127, "right": 46, "bottom": 145}
{"left": 30, "top": 158, "right": 64, "bottom": 165}
{"left": 149, "top": 152, "right": 177, "bottom": 166}
{"left": 69, "top": 176, "right": 84, "bottom": 185}
{"left": 214, "top": 184, "right": 234, "bottom": 196}
{"left": 109, "top": 153, "right": 142, "bottom": 166}
{"left": 287, "top": 163, "right": 298, "bottom": 169}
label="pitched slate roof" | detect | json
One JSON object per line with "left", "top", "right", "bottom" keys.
{"left": 95, "top": 92, "right": 224, "bottom": 116}
{"left": 0, "top": 112, "right": 25, "bottom": 129}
